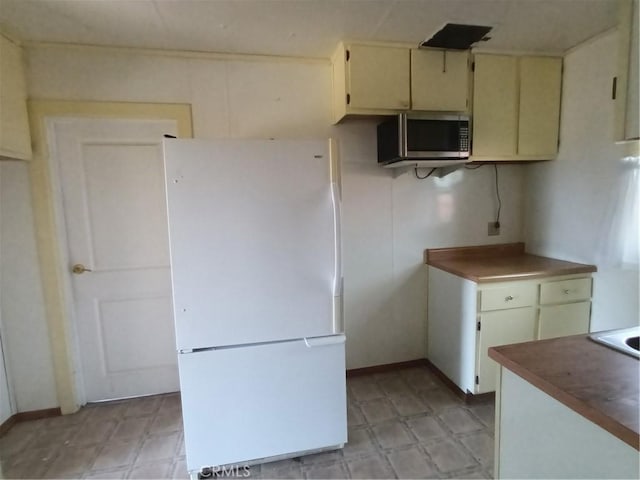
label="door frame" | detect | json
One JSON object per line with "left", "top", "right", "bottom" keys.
{"left": 0, "top": 261, "right": 17, "bottom": 422}
{"left": 28, "top": 100, "right": 193, "bottom": 413}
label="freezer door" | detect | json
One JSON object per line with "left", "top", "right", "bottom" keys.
{"left": 179, "top": 335, "right": 347, "bottom": 471}
{"left": 165, "top": 139, "right": 341, "bottom": 350}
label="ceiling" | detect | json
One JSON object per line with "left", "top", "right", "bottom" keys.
{"left": 0, "top": 0, "right": 619, "bottom": 59}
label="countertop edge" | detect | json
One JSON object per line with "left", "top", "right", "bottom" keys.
{"left": 489, "top": 345, "right": 640, "bottom": 451}
{"left": 425, "top": 243, "right": 525, "bottom": 263}
{"left": 427, "top": 262, "right": 597, "bottom": 283}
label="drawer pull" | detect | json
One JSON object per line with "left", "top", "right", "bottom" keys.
{"left": 505, "top": 295, "right": 514, "bottom": 301}
{"left": 563, "top": 289, "right": 571, "bottom": 294}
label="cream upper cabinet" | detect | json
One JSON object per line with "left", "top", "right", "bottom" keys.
{"left": 518, "top": 56, "right": 562, "bottom": 156}
{"left": 471, "top": 54, "right": 562, "bottom": 161}
{"left": 0, "top": 34, "right": 32, "bottom": 160}
{"left": 471, "top": 55, "right": 518, "bottom": 158}
{"left": 615, "top": 0, "right": 639, "bottom": 141}
{"left": 332, "top": 43, "right": 410, "bottom": 123}
{"left": 411, "top": 49, "right": 470, "bottom": 112}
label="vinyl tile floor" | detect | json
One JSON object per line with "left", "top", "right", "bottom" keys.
{"left": 0, "top": 366, "right": 495, "bottom": 479}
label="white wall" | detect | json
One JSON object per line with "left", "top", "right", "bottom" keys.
{"left": 18, "top": 42, "right": 526, "bottom": 402}
{"left": 337, "top": 120, "right": 524, "bottom": 367}
{"left": 524, "top": 31, "right": 639, "bottom": 331}
{"left": 0, "top": 161, "right": 58, "bottom": 412}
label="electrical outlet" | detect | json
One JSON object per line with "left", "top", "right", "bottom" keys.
{"left": 488, "top": 222, "right": 500, "bottom": 236}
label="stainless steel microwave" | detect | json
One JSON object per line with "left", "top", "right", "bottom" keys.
{"left": 377, "top": 113, "right": 470, "bottom": 167}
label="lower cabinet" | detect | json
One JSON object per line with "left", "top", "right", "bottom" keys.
{"left": 495, "top": 368, "right": 639, "bottom": 479}
{"left": 477, "top": 307, "right": 536, "bottom": 393}
{"left": 538, "top": 302, "right": 591, "bottom": 340}
{"left": 427, "top": 267, "right": 593, "bottom": 395}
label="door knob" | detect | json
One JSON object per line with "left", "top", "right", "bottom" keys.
{"left": 72, "top": 264, "right": 92, "bottom": 274}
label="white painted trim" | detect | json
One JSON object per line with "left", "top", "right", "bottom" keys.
{"left": 0, "top": 30, "right": 22, "bottom": 46}
{"left": 0, "top": 165, "right": 17, "bottom": 418}
{"left": 24, "top": 41, "right": 331, "bottom": 65}
{"left": 44, "top": 117, "right": 89, "bottom": 407}
{"left": 471, "top": 47, "right": 565, "bottom": 57}
{"left": 563, "top": 26, "right": 619, "bottom": 56}
{"left": 28, "top": 100, "right": 193, "bottom": 413}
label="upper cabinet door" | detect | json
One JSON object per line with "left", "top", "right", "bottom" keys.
{"left": 471, "top": 54, "right": 562, "bottom": 161}
{"left": 472, "top": 54, "right": 518, "bottom": 157}
{"left": 518, "top": 56, "right": 562, "bottom": 156}
{"left": 411, "top": 49, "right": 469, "bottom": 112}
{"left": 0, "top": 34, "right": 32, "bottom": 160}
{"left": 346, "top": 44, "right": 410, "bottom": 111}
{"left": 615, "top": 0, "right": 639, "bottom": 141}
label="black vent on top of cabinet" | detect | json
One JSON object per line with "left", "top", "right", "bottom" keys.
{"left": 420, "top": 23, "right": 493, "bottom": 50}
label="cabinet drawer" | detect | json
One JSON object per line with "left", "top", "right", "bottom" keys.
{"left": 538, "top": 301, "right": 591, "bottom": 340}
{"left": 479, "top": 283, "right": 537, "bottom": 311}
{"left": 539, "top": 277, "right": 591, "bottom": 305}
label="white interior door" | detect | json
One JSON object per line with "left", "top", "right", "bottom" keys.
{"left": 50, "top": 117, "right": 180, "bottom": 402}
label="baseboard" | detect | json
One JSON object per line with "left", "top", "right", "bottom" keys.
{"left": 423, "top": 358, "right": 494, "bottom": 404}
{"left": 0, "top": 415, "right": 17, "bottom": 437}
{"left": 346, "top": 359, "right": 428, "bottom": 377}
{"left": 0, "top": 407, "right": 62, "bottom": 437}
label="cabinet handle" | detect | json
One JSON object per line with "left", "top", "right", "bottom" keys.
{"left": 563, "top": 289, "right": 571, "bottom": 294}
{"left": 505, "top": 295, "right": 514, "bottom": 301}
{"left": 72, "top": 263, "right": 92, "bottom": 274}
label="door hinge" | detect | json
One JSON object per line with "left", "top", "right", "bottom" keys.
{"left": 475, "top": 375, "right": 479, "bottom": 385}
{"left": 477, "top": 321, "right": 481, "bottom": 331}
{"left": 346, "top": 93, "right": 351, "bottom": 105}
{"left": 612, "top": 76, "right": 617, "bottom": 100}
{"left": 471, "top": 61, "right": 475, "bottom": 72}
{"left": 346, "top": 49, "right": 350, "bottom": 62}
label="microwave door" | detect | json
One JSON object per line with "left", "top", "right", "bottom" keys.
{"left": 406, "top": 118, "right": 462, "bottom": 155}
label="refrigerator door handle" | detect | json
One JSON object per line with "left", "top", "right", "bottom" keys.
{"left": 331, "top": 181, "right": 342, "bottom": 298}
{"left": 304, "top": 334, "right": 346, "bottom": 348}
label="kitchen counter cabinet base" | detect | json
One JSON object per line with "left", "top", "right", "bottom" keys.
{"left": 427, "top": 266, "right": 478, "bottom": 394}
{"left": 496, "top": 367, "right": 639, "bottom": 479}
{"left": 477, "top": 307, "right": 536, "bottom": 393}
{"left": 427, "top": 265, "right": 594, "bottom": 395}
{"left": 538, "top": 301, "right": 591, "bottom": 339}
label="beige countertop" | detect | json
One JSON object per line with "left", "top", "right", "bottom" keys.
{"left": 489, "top": 334, "right": 640, "bottom": 451}
{"left": 424, "top": 242, "right": 596, "bottom": 282}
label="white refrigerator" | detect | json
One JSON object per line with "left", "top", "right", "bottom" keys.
{"left": 163, "top": 138, "right": 347, "bottom": 473}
